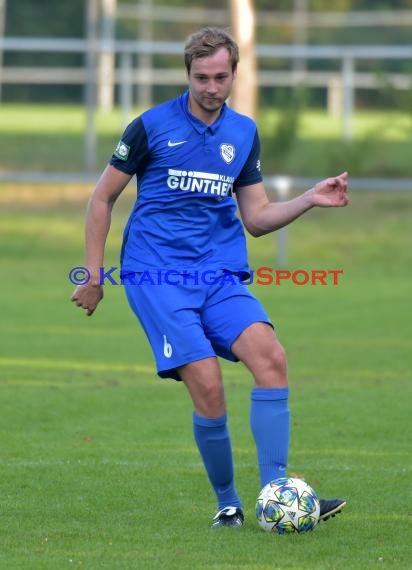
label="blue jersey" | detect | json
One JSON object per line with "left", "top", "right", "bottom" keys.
{"left": 110, "top": 91, "right": 262, "bottom": 275}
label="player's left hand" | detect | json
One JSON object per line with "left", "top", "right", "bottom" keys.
{"left": 311, "top": 171, "right": 349, "bottom": 208}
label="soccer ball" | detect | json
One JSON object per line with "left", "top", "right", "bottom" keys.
{"left": 256, "top": 477, "right": 320, "bottom": 534}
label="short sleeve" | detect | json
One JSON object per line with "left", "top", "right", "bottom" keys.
{"left": 110, "top": 117, "right": 150, "bottom": 178}
{"left": 234, "top": 129, "right": 263, "bottom": 190}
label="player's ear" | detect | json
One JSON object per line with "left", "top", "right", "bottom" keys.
{"left": 232, "top": 65, "right": 237, "bottom": 80}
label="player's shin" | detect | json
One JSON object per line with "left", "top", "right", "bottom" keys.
{"left": 192, "top": 412, "right": 242, "bottom": 511}
{"left": 250, "top": 387, "right": 290, "bottom": 487}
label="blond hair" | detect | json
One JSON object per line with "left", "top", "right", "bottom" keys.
{"left": 184, "top": 27, "right": 239, "bottom": 73}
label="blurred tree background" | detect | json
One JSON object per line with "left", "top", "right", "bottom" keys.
{"left": 1, "top": 0, "right": 412, "bottom": 177}
{"left": 3, "top": 0, "right": 412, "bottom": 105}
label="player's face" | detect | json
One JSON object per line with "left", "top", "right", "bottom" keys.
{"left": 188, "top": 47, "right": 236, "bottom": 124}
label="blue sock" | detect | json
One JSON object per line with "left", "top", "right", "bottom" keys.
{"left": 193, "top": 412, "right": 242, "bottom": 511}
{"left": 250, "top": 387, "right": 290, "bottom": 488}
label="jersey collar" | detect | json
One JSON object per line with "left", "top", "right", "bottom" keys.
{"left": 179, "top": 91, "right": 227, "bottom": 135}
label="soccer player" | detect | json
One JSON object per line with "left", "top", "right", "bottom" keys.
{"left": 71, "top": 27, "right": 348, "bottom": 528}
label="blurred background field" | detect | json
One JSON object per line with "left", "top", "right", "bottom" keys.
{"left": 1, "top": 0, "right": 411, "bottom": 568}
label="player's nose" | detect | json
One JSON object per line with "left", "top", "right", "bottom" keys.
{"left": 206, "top": 80, "right": 218, "bottom": 94}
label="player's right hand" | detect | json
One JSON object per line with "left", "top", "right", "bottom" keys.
{"left": 70, "top": 282, "right": 103, "bottom": 316}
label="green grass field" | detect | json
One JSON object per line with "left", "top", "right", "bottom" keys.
{"left": 0, "top": 182, "right": 411, "bottom": 569}
{"left": 1, "top": 104, "right": 412, "bottom": 176}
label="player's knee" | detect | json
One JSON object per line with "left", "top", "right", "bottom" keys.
{"left": 194, "top": 389, "right": 226, "bottom": 418}
{"left": 271, "top": 340, "right": 287, "bottom": 372}
{"left": 253, "top": 339, "right": 288, "bottom": 388}
{"left": 185, "top": 378, "right": 225, "bottom": 417}
{"left": 201, "top": 382, "right": 225, "bottom": 415}
{"left": 261, "top": 340, "right": 287, "bottom": 376}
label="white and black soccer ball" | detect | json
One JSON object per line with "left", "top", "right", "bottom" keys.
{"left": 256, "top": 477, "right": 320, "bottom": 534}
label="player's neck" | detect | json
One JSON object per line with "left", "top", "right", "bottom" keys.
{"left": 187, "top": 95, "right": 222, "bottom": 126}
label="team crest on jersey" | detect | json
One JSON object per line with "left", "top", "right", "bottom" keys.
{"left": 220, "top": 143, "right": 235, "bottom": 164}
{"left": 114, "top": 140, "right": 130, "bottom": 161}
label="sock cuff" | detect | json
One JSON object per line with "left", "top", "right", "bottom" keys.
{"left": 193, "top": 412, "right": 227, "bottom": 428}
{"left": 251, "top": 387, "right": 289, "bottom": 401}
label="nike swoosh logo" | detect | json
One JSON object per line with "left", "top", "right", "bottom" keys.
{"left": 168, "top": 140, "right": 187, "bottom": 147}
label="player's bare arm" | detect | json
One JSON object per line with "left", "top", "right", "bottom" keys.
{"left": 236, "top": 172, "right": 348, "bottom": 237}
{"left": 70, "top": 165, "right": 132, "bottom": 316}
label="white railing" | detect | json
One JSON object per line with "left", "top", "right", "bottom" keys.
{"left": 1, "top": 37, "right": 412, "bottom": 143}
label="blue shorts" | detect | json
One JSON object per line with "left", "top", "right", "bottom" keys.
{"left": 123, "top": 272, "right": 272, "bottom": 380}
